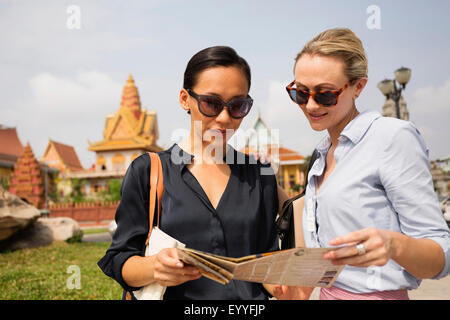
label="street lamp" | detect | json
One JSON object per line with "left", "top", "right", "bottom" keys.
{"left": 377, "top": 67, "right": 411, "bottom": 119}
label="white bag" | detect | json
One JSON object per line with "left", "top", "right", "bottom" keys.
{"left": 133, "top": 227, "right": 185, "bottom": 300}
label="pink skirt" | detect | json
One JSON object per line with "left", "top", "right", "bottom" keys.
{"left": 320, "top": 286, "right": 409, "bottom": 300}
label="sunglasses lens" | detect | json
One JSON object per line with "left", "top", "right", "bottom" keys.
{"left": 198, "top": 97, "right": 223, "bottom": 116}
{"left": 315, "top": 92, "right": 337, "bottom": 107}
{"left": 229, "top": 99, "right": 253, "bottom": 118}
{"left": 288, "top": 89, "right": 297, "bottom": 103}
{"left": 295, "top": 90, "right": 309, "bottom": 105}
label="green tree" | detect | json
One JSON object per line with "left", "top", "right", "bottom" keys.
{"left": 107, "top": 179, "right": 122, "bottom": 201}
{"left": 1, "top": 176, "right": 10, "bottom": 191}
{"left": 70, "top": 178, "right": 86, "bottom": 203}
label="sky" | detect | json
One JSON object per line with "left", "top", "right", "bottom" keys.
{"left": 1, "top": 0, "right": 450, "bottom": 168}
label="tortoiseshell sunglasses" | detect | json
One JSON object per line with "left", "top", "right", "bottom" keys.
{"left": 286, "top": 80, "right": 351, "bottom": 107}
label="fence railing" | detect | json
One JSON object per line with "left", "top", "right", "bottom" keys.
{"left": 49, "top": 200, "right": 119, "bottom": 226}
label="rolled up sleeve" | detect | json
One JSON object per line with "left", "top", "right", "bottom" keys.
{"left": 379, "top": 122, "right": 450, "bottom": 279}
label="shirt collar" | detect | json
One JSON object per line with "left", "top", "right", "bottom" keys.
{"left": 169, "top": 143, "right": 237, "bottom": 172}
{"left": 168, "top": 143, "right": 194, "bottom": 172}
{"left": 316, "top": 110, "right": 381, "bottom": 152}
{"left": 341, "top": 110, "right": 381, "bottom": 144}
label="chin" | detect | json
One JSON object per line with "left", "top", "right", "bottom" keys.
{"left": 309, "top": 121, "right": 328, "bottom": 132}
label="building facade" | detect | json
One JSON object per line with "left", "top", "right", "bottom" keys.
{"left": 241, "top": 115, "right": 306, "bottom": 195}
{"left": 381, "top": 95, "right": 410, "bottom": 121}
{"left": 69, "top": 74, "right": 162, "bottom": 196}
{"left": 431, "top": 157, "right": 450, "bottom": 199}
{"left": 0, "top": 125, "right": 24, "bottom": 189}
{"left": 41, "top": 139, "right": 84, "bottom": 198}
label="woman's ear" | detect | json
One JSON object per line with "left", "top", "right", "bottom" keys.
{"left": 353, "top": 77, "right": 368, "bottom": 99}
{"left": 179, "top": 89, "right": 191, "bottom": 113}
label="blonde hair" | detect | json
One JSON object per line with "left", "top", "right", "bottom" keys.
{"left": 295, "top": 28, "right": 368, "bottom": 82}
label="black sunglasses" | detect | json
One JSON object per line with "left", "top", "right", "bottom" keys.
{"left": 286, "top": 80, "right": 351, "bottom": 107}
{"left": 187, "top": 89, "right": 253, "bottom": 119}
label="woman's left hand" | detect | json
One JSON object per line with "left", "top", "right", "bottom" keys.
{"left": 324, "top": 228, "right": 398, "bottom": 268}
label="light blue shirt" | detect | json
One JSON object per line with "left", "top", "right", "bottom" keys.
{"left": 303, "top": 110, "right": 450, "bottom": 293}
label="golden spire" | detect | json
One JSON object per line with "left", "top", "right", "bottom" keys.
{"left": 126, "top": 73, "right": 135, "bottom": 85}
{"left": 120, "top": 73, "right": 141, "bottom": 119}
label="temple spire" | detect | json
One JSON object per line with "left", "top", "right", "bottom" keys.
{"left": 126, "top": 73, "right": 135, "bottom": 85}
{"left": 120, "top": 73, "right": 141, "bottom": 119}
{"left": 9, "top": 142, "right": 46, "bottom": 209}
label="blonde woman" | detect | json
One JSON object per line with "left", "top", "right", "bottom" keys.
{"left": 278, "top": 28, "right": 450, "bottom": 300}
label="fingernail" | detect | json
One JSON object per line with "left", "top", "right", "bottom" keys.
{"left": 177, "top": 262, "right": 183, "bottom": 268}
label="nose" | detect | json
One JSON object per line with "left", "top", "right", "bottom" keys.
{"left": 304, "top": 95, "right": 321, "bottom": 113}
{"left": 215, "top": 106, "right": 232, "bottom": 124}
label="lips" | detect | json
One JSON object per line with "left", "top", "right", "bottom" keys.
{"left": 208, "top": 129, "right": 228, "bottom": 137}
{"left": 308, "top": 112, "right": 327, "bottom": 121}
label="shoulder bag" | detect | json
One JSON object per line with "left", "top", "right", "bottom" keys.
{"left": 276, "top": 149, "right": 319, "bottom": 249}
{"left": 126, "top": 152, "right": 185, "bottom": 300}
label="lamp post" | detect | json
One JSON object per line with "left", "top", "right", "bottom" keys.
{"left": 377, "top": 67, "right": 411, "bottom": 119}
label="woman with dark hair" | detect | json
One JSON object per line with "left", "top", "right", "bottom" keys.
{"left": 98, "top": 46, "right": 288, "bottom": 300}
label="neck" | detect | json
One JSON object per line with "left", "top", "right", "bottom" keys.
{"left": 328, "top": 107, "right": 359, "bottom": 146}
{"left": 179, "top": 133, "right": 228, "bottom": 165}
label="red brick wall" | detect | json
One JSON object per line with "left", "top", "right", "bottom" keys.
{"left": 49, "top": 201, "right": 119, "bottom": 226}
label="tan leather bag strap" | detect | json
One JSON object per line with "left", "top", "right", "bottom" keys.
{"left": 126, "top": 152, "right": 164, "bottom": 300}
{"left": 293, "top": 196, "right": 305, "bottom": 248}
{"left": 145, "top": 152, "right": 164, "bottom": 246}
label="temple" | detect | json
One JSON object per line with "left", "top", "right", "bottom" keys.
{"left": 0, "top": 125, "right": 24, "bottom": 188}
{"left": 41, "top": 139, "right": 84, "bottom": 198}
{"left": 241, "top": 115, "right": 306, "bottom": 194}
{"left": 41, "top": 140, "right": 84, "bottom": 174}
{"left": 69, "top": 74, "right": 162, "bottom": 196}
{"left": 88, "top": 73, "right": 162, "bottom": 172}
{"left": 9, "top": 143, "right": 49, "bottom": 209}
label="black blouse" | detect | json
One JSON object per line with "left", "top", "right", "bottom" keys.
{"left": 98, "top": 143, "right": 280, "bottom": 300}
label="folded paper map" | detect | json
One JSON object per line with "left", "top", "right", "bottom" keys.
{"left": 178, "top": 247, "right": 344, "bottom": 288}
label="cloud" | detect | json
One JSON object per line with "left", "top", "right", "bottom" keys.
{"left": 408, "top": 78, "right": 450, "bottom": 159}
{"left": 0, "top": 1, "right": 151, "bottom": 70}
{"left": 3, "top": 71, "right": 124, "bottom": 168}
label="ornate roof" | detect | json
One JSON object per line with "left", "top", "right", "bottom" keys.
{"left": 41, "top": 140, "right": 84, "bottom": 172}
{"left": 242, "top": 114, "right": 304, "bottom": 164}
{"left": 245, "top": 114, "right": 277, "bottom": 148}
{"left": 88, "top": 74, "right": 162, "bottom": 152}
{"left": 0, "top": 125, "right": 24, "bottom": 165}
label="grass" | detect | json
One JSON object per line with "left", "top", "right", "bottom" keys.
{"left": 0, "top": 241, "right": 122, "bottom": 300}
{"left": 82, "top": 228, "right": 109, "bottom": 235}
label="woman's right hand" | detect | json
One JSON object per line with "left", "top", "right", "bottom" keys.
{"left": 152, "top": 248, "right": 202, "bottom": 287}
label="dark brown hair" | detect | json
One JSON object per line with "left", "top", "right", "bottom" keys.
{"left": 183, "top": 46, "right": 251, "bottom": 91}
